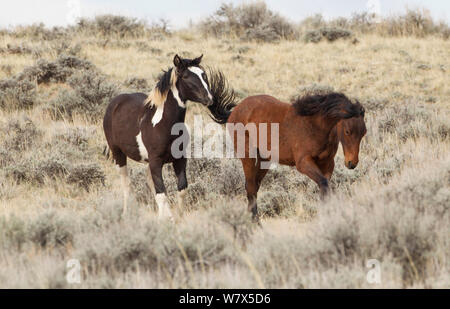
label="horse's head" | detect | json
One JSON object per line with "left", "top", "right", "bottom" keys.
{"left": 173, "top": 54, "right": 213, "bottom": 107}
{"left": 337, "top": 103, "right": 366, "bottom": 169}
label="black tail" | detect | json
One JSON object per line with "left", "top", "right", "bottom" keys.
{"left": 103, "top": 145, "right": 111, "bottom": 160}
{"left": 207, "top": 68, "right": 237, "bottom": 124}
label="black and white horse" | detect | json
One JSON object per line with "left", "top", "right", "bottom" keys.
{"left": 103, "top": 54, "right": 234, "bottom": 220}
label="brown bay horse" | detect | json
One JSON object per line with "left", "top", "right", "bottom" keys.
{"left": 213, "top": 92, "right": 367, "bottom": 219}
{"left": 104, "top": 55, "right": 229, "bottom": 220}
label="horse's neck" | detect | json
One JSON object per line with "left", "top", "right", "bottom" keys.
{"left": 328, "top": 125, "right": 340, "bottom": 153}
{"left": 329, "top": 125, "right": 339, "bottom": 142}
{"left": 310, "top": 115, "right": 340, "bottom": 138}
{"left": 164, "top": 90, "right": 187, "bottom": 124}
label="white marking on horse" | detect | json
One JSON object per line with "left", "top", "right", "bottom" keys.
{"left": 155, "top": 193, "right": 174, "bottom": 221}
{"left": 152, "top": 103, "right": 164, "bottom": 126}
{"left": 188, "top": 67, "right": 213, "bottom": 100}
{"left": 172, "top": 85, "right": 186, "bottom": 108}
{"left": 119, "top": 166, "right": 130, "bottom": 216}
{"left": 177, "top": 189, "right": 187, "bottom": 208}
{"left": 136, "top": 132, "right": 148, "bottom": 162}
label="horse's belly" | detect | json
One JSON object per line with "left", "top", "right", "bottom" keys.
{"left": 121, "top": 143, "right": 146, "bottom": 163}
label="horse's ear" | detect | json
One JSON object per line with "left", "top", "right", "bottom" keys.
{"left": 191, "top": 54, "right": 203, "bottom": 66}
{"left": 173, "top": 54, "right": 182, "bottom": 68}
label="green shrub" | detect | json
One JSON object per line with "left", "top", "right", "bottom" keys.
{"left": 129, "top": 168, "right": 154, "bottom": 206}
{"left": 17, "top": 54, "right": 93, "bottom": 84}
{"left": 46, "top": 69, "right": 118, "bottom": 121}
{"left": 76, "top": 15, "right": 163, "bottom": 38}
{"left": 1, "top": 117, "right": 42, "bottom": 152}
{"left": 200, "top": 2, "right": 297, "bottom": 42}
{"left": 80, "top": 215, "right": 235, "bottom": 277}
{"left": 0, "top": 43, "right": 42, "bottom": 58}
{"left": 304, "top": 30, "right": 323, "bottom": 43}
{"left": 54, "top": 127, "right": 92, "bottom": 150}
{"left": 28, "top": 212, "right": 74, "bottom": 248}
{"left": 300, "top": 8, "right": 449, "bottom": 38}
{"left": 304, "top": 28, "right": 352, "bottom": 43}
{"left": 123, "top": 77, "right": 150, "bottom": 91}
{"left": 258, "top": 189, "right": 295, "bottom": 218}
{"left": 0, "top": 212, "right": 73, "bottom": 250}
{"left": 66, "top": 163, "right": 105, "bottom": 191}
{"left": 51, "top": 41, "right": 82, "bottom": 56}
{"left": 1, "top": 123, "right": 104, "bottom": 191}
{"left": 210, "top": 199, "right": 255, "bottom": 244}
{"left": 0, "top": 78, "right": 37, "bottom": 110}
{"left": 9, "top": 23, "right": 68, "bottom": 41}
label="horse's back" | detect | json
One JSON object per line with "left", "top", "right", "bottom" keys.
{"left": 103, "top": 93, "right": 148, "bottom": 149}
{"left": 228, "top": 95, "right": 290, "bottom": 125}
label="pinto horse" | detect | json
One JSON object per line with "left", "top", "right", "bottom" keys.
{"left": 103, "top": 54, "right": 228, "bottom": 220}
{"left": 214, "top": 92, "right": 366, "bottom": 219}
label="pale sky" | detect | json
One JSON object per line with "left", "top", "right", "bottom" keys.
{"left": 0, "top": 0, "right": 449, "bottom": 29}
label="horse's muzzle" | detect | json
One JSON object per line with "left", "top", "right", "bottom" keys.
{"left": 205, "top": 97, "right": 214, "bottom": 107}
{"left": 347, "top": 161, "right": 357, "bottom": 170}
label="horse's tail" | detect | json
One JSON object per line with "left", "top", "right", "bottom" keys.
{"left": 103, "top": 145, "right": 112, "bottom": 161}
{"left": 207, "top": 68, "right": 237, "bottom": 124}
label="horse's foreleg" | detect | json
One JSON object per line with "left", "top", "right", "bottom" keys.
{"left": 173, "top": 158, "right": 188, "bottom": 212}
{"left": 320, "top": 160, "right": 335, "bottom": 181}
{"left": 149, "top": 159, "right": 173, "bottom": 222}
{"left": 297, "top": 157, "right": 330, "bottom": 199}
{"left": 146, "top": 166, "right": 156, "bottom": 196}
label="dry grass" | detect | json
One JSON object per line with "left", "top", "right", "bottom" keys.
{"left": 0, "top": 15, "right": 449, "bottom": 288}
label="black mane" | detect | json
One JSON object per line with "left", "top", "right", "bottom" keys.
{"left": 207, "top": 68, "right": 237, "bottom": 124}
{"left": 155, "top": 68, "right": 174, "bottom": 95}
{"left": 292, "top": 92, "right": 364, "bottom": 120}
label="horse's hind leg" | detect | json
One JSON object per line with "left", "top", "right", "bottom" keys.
{"left": 241, "top": 158, "right": 261, "bottom": 221}
{"left": 112, "top": 148, "right": 129, "bottom": 216}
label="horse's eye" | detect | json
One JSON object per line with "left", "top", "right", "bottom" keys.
{"left": 345, "top": 130, "right": 351, "bottom": 136}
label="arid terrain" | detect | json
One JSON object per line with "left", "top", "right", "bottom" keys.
{"left": 0, "top": 4, "right": 449, "bottom": 288}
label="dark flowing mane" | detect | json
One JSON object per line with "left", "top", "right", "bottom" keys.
{"left": 144, "top": 68, "right": 177, "bottom": 107}
{"left": 155, "top": 68, "right": 174, "bottom": 95}
{"left": 292, "top": 92, "right": 364, "bottom": 120}
{"left": 207, "top": 68, "right": 237, "bottom": 124}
